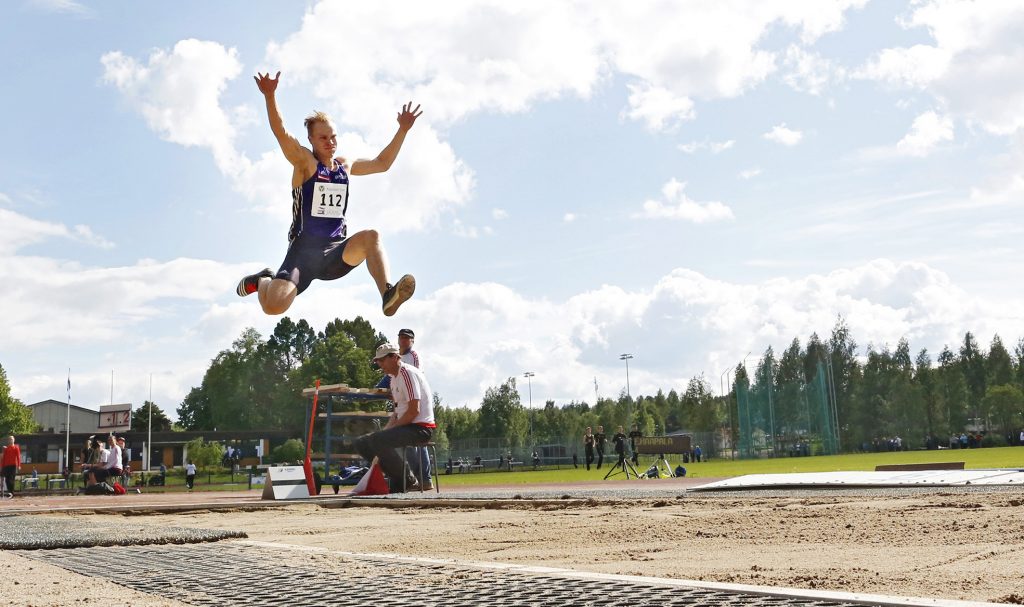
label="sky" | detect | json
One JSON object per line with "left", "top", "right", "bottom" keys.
{"left": 3, "top": 0, "right": 1024, "bottom": 420}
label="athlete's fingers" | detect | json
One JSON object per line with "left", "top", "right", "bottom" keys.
{"left": 274, "top": 71, "right": 281, "bottom": 80}
{"left": 411, "top": 104, "right": 421, "bottom": 115}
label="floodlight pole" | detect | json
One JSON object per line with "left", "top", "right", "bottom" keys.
{"left": 523, "top": 372, "right": 535, "bottom": 443}
{"left": 720, "top": 367, "right": 733, "bottom": 458}
{"left": 620, "top": 353, "right": 633, "bottom": 424}
{"left": 147, "top": 373, "right": 153, "bottom": 472}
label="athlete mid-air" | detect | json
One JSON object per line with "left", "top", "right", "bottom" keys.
{"left": 237, "top": 71, "right": 421, "bottom": 317}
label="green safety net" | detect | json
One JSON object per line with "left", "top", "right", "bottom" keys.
{"left": 736, "top": 361, "right": 838, "bottom": 458}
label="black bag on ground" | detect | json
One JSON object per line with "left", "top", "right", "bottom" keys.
{"left": 84, "top": 482, "right": 115, "bottom": 495}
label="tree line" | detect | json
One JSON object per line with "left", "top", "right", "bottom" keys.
{"left": 4, "top": 315, "right": 1023, "bottom": 456}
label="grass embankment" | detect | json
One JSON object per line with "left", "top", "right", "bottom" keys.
{"left": 435, "top": 447, "right": 1024, "bottom": 487}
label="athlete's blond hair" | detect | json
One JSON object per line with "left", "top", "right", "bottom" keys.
{"left": 304, "top": 111, "right": 333, "bottom": 136}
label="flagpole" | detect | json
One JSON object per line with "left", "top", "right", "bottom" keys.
{"left": 147, "top": 373, "right": 153, "bottom": 472}
{"left": 65, "top": 368, "right": 71, "bottom": 475}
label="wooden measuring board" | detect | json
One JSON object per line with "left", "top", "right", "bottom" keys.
{"left": 301, "top": 383, "right": 391, "bottom": 397}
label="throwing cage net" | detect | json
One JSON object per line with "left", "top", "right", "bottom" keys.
{"left": 736, "top": 361, "right": 838, "bottom": 458}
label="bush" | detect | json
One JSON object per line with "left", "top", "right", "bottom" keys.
{"left": 272, "top": 438, "right": 305, "bottom": 464}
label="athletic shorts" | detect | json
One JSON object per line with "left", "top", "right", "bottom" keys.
{"left": 276, "top": 235, "right": 357, "bottom": 295}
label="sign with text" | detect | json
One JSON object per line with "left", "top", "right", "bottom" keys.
{"left": 97, "top": 404, "right": 132, "bottom": 432}
{"left": 634, "top": 435, "right": 692, "bottom": 455}
{"left": 262, "top": 466, "right": 311, "bottom": 500}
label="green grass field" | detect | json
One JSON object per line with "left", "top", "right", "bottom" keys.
{"left": 434, "top": 447, "right": 1024, "bottom": 487}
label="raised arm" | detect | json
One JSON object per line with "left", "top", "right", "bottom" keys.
{"left": 350, "top": 102, "right": 423, "bottom": 176}
{"left": 254, "top": 71, "right": 308, "bottom": 168}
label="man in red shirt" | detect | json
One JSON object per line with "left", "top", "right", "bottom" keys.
{"left": 2, "top": 436, "right": 22, "bottom": 496}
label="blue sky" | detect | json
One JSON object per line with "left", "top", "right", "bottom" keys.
{"left": 3, "top": 0, "right": 1024, "bottom": 419}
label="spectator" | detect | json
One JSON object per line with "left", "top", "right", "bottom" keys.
{"left": 694, "top": 445, "right": 702, "bottom": 463}
{"left": 82, "top": 437, "right": 103, "bottom": 486}
{"left": 594, "top": 426, "right": 607, "bottom": 469}
{"left": 2, "top": 436, "right": 22, "bottom": 497}
{"left": 532, "top": 451, "right": 540, "bottom": 469}
{"left": 93, "top": 434, "right": 123, "bottom": 487}
{"left": 583, "top": 427, "right": 595, "bottom": 470}
{"left": 629, "top": 424, "right": 642, "bottom": 466}
{"left": 117, "top": 436, "right": 131, "bottom": 486}
{"left": 612, "top": 426, "right": 627, "bottom": 464}
{"left": 185, "top": 460, "right": 197, "bottom": 490}
{"left": 572, "top": 453, "right": 578, "bottom": 469}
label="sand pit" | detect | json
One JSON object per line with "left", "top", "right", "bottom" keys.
{"left": 4, "top": 488, "right": 1023, "bottom": 605}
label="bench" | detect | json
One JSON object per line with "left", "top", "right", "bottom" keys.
{"left": 875, "top": 462, "right": 965, "bottom": 471}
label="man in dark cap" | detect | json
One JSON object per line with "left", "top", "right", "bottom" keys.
{"left": 397, "top": 328, "right": 420, "bottom": 369}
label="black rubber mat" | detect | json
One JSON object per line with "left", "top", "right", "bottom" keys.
{"left": 0, "top": 515, "right": 245, "bottom": 549}
{"left": 25, "top": 541, "right": 880, "bottom": 607}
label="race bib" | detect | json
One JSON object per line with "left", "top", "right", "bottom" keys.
{"left": 314, "top": 182, "right": 347, "bottom": 218}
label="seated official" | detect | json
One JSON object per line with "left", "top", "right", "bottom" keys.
{"left": 354, "top": 343, "right": 435, "bottom": 492}
{"left": 92, "top": 434, "right": 123, "bottom": 485}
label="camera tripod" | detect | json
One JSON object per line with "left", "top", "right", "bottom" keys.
{"left": 603, "top": 452, "right": 639, "bottom": 479}
{"left": 640, "top": 453, "right": 676, "bottom": 478}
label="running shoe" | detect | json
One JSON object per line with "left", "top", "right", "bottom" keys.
{"left": 236, "top": 268, "right": 273, "bottom": 297}
{"left": 382, "top": 274, "right": 416, "bottom": 316}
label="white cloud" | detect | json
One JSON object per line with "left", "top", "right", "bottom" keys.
{"left": 264, "top": 1, "right": 868, "bottom": 139}
{"left": 633, "top": 179, "right": 734, "bottom": 224}
{"left": 492, "top": 208, "right": 508, "bottom": 220}
{"left": 102, "top": 3, "right": 873, "bottom": 234}
{"left": 6, "top": 205, "right": 1015, "bottom": 414}
{"left": 739, "top": 167, "right": 762, "bottom": 179}
{"left": 857, "top": 1, "right": 1024, "bottom": 136}
{"left": 27, "top": 0, "right": 90, "bottom": 16}
{"left": 0, "top": 192, "right": 12, "bottom": 205}
{"left": 782, "top": 44, "right": 844, "bottom": 95}
{"left": 678, "top": 139, "right": 735, "bottom": 154}
{"left": 856, "top": 44, "right": 951, "bottom": 88}
{"left": 896, "top": 110, "right": 954, "bottom": 157}
{"left": 563, "top": 213, "right": 577, "bottom": 223}
{"left": 0, "top": 208, "right": 114, "bottom": 256}
{"left": 101, "top": 40, "right": 243, "bottom": 167}
{"left": 621, "top": 82, "right": 695, "bottom": 131}
{"left": 763, "top": 123, "right": 803, "bottom": 146}
{"left": 452, "top": 219, "right": 485, "bottom": 239}
{"left": 101, "top": 39, "right": 474, "bottom": 233}
{"left": 363, "top": 258, "right": 1013, "bottom": 407}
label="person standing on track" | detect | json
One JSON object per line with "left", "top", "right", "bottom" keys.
{"left": 1, "top": 436, "right": 21, "bottom": 497}
{"left": 583, "top": 427, "right": 595, "bottom": 470}
{"left": 629, "top": 424, "right": 642, "bottom": 466}
{"left": 594, "top": 425, "right": 607, "bottom": 469}
{"left": 236, "top": 71, "right": 421, "bottom": 317}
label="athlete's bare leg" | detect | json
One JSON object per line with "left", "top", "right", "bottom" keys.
{"left": 343, "top": 229, "right": 415, "bottom": 316}
{"left": 342, "top": 229, "right": 389, "bottom": 294}
{"left": 259, "top": 278, "right": 297, "bottom": 315}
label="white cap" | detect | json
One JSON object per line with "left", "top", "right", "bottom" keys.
{"left": 373, "top": 343, "right": 400, "bottom": 360}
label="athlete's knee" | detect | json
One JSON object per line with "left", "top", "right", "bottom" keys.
{"left": 260, "top": 280, "right": 296, "bottom": 315}
{"left": 359, "top": 228, "right": 381, "bottom": 248}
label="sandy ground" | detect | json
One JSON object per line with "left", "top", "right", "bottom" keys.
{"left": 3, "top": 488, "right": 1024, "bottom": 605}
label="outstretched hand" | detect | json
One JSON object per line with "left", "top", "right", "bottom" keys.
{"left": 254, "top": 71, "right": 281, "bottom": 96}
{"left": 397, "top": 102, "right": 422, "bottom": 132}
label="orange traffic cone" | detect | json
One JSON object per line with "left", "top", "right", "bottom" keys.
{"left": 350, "top": 458, "right": 389, "bottom": 496}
